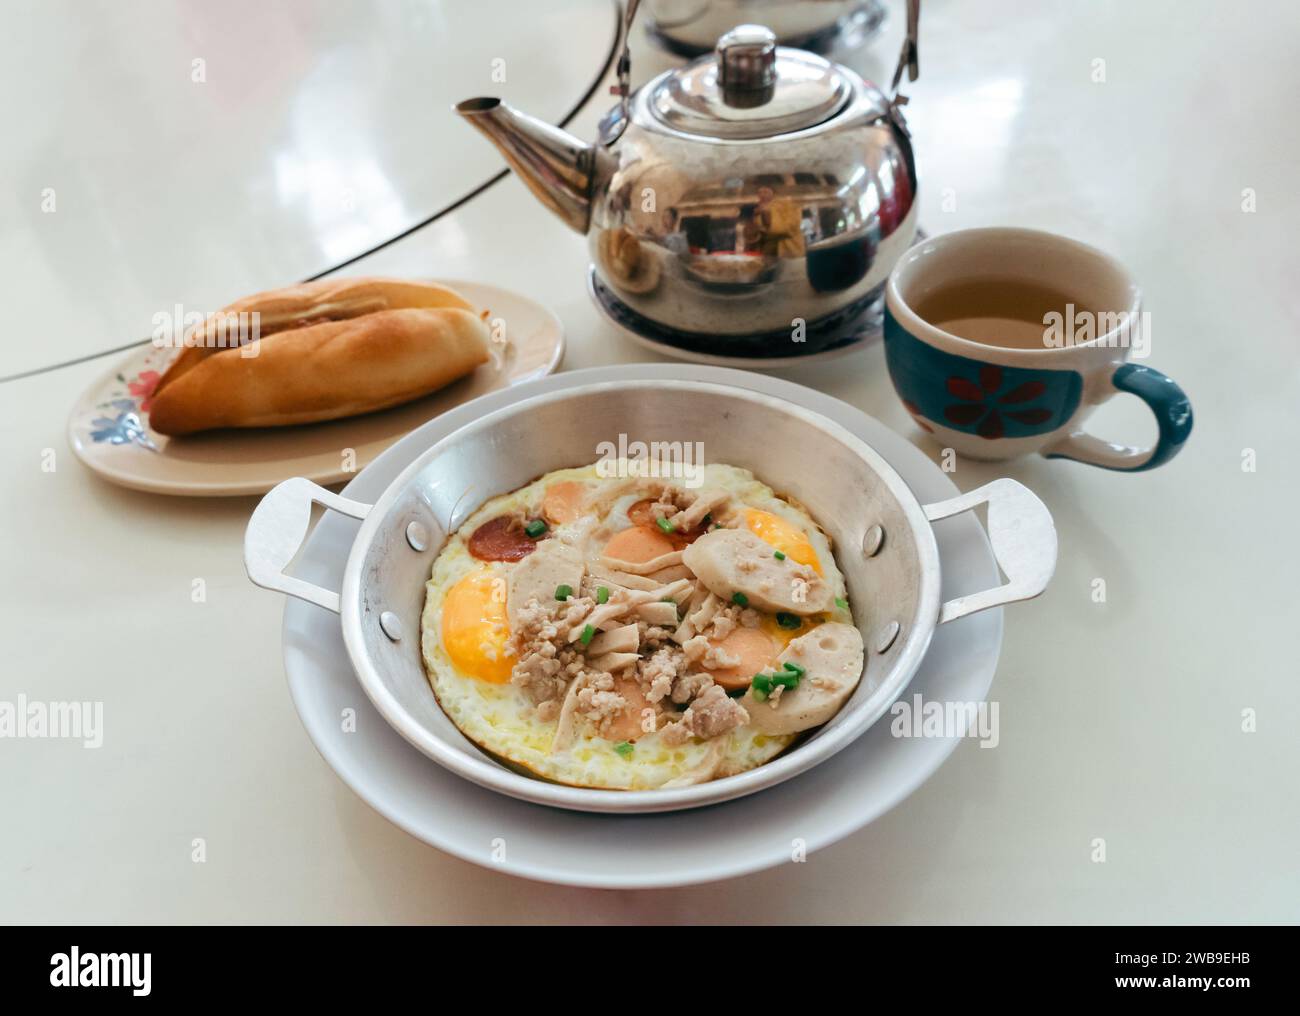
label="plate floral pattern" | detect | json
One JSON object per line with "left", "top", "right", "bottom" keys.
{"left": 80, "top": 347, "right": 175, "bottom": 452}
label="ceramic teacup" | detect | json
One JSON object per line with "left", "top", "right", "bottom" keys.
{"left": 884, "top": 228, "right": 1192, "bottom": 470}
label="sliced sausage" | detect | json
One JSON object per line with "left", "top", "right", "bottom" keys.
{"left": 681, "top": 528, "right": 833, "bottom": 615}
{"left": 741, "top": 623, "right": 864, "bottom": 735}
{"left": 600, "top": 677, "right": 655, "bottom": 742}
{"left": 586, "top": 623, "right": 639, "bottom": 656}
{"left": 506, "top": 540, "right": 585, "bottom": 632}
{"left": 541, "top": 481, "right": 589, "bottom": 524}
{"left": 705, "top": 626, "right": 778, "bottom": 691}
{"left": 626, "top": 499, "right": 710, "bottom": 548}
{"left": 635, "top": 600, "right": 680, "bottom": 627}
{"left": 468, "top": 515, "right": 542, "bottom": 562}
{"left": 586, "top": 651, "right": 641, "bottom": 673}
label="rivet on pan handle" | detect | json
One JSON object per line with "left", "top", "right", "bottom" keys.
{"left": 922, "top": 478, "right": 1057, "bottom": 625}
{"left": 243, "top": 477, "right": 371, "bottom": 614}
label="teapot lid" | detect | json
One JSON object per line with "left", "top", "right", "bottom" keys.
{"left": 650, "top": 24, "right": 855, "bottom": 140}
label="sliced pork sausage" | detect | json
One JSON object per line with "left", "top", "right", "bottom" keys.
{"left": 506, "top": 540, "right": 585, "bottom": 632}
{"left": 741, "top": 623, "right": 864, "bottom": 734}
{"left": 682, "top": 528, "right": 833, "bottom": 615}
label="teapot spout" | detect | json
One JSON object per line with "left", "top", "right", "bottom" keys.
{"left": 455, "top": 97, "right": 594, "bottom": 235}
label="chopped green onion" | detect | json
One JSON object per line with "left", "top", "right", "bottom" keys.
{"left": 773, "top": 550, "right": 786, "bottom": 561}
{"left": 524, "top": 519, "right": 547, "bottom": 538}
{"left": 776, "top": 612, "right": 801, "bottom": 630}
{"left": 656, "top": 516, "right": 676, "bottom": 534}
{"left": 772, "top": 672, "right": 800, "bottom": 690}
{"left": 731, "top": 591, "right": 748, "bottom": 607}
{"left": 596, "top": 586, "right": 610, "bottom": 604}
{"left": 554, "top": 584, "right": 573, "bottom": 601}
{"left": 751, "top": 673, "right": 773, "bottom": 696}
{"left": 613, "top": 741, "right": 634, "bottom": 759}
{"left": 701, "top": 513, "right": 712, "bottom": 527}
{"left": 782, "top": 661, "right": 806, "bottom": 678}
{"left": 751, "top": 686, "right": 769, "bottom": 703}
{"left": 580, "top": 623, "right": 596, "bottom": 646}
{"left": 834, "top": 596, "right": 848, "bottom": 610}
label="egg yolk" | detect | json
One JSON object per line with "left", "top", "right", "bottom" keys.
{"left": 759, "top": 611, "right": 822, "bottom": 651}
{"left": 604, "top": 525, "right": 676, "bottom": 564}
{"left": 745, "top": 508, "right": 822, "bottom": 574}
{"left": 441, "top": 568, "right": 513, "bottom": 683}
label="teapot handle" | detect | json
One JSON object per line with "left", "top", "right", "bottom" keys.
{"left": 890, "top": 0, "right": 922, "bottom": 96}
{"left": 616, "top": 1, "right": 641, "bottom": 110}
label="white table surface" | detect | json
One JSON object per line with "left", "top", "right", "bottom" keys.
{"left": 0, "top": 0, "right": 618, "bottom": 379}
{"left": 2, "top": 0, "right": 1298, "bottom": 923}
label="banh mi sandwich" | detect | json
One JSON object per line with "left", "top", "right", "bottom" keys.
{"left": 148, "top": 278, "right": 491, "bottom": 436}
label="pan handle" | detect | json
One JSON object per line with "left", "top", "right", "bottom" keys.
{"left": 922, "top": 478, "right": 1057, "bottom": 625}
{"left": 244, "top": 477, "right": 371, "bottom": 614}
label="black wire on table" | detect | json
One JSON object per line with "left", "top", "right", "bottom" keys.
{"left": 0, "top": 0, "right": 624, "bottom": 386}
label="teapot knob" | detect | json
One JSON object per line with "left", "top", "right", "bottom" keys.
{"left": 717, "top": 24, "right": 777, "bottom": 106}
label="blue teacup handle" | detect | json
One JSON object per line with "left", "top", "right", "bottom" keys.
{"left": 1044, "top": 363, "right": 1192, "bottom": 471}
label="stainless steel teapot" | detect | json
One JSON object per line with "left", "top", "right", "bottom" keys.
{"left": 456, "top": 0, "right": 921, "bottom": 357}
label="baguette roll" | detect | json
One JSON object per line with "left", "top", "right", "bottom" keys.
{"left": 148, "top": 305, "right": 490, "bottom": 435}
{"left": 155, "top": 277, "right": 475, "bottom": 395}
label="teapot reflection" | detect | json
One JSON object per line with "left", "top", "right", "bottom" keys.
{"left": 598, "top": 155, "right": 914, "bottom": 306}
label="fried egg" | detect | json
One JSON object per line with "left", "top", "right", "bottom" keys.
{"left": 419, "top": 460, "right": 855, "bottom": 790}
{"left": 439, "top": 567, "right": 511, "bottom": 684}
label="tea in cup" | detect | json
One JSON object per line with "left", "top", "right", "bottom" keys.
{"left": 884, "top": 228, "right": 1192, "bottom": 469}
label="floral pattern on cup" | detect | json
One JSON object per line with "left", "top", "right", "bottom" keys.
{"left": 943, "top": 366, "right": 1054, "bottom": 440}
{"left": 883, "top": 310, "right": 1083, "bottom": 442}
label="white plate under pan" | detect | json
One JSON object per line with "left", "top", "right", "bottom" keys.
{"left": 278, "top": 364, "right": 1003, "bottom": 888}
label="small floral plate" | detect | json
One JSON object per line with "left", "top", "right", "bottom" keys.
{"left": 68, "top": 281, "right": 564, "bottom": 496}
